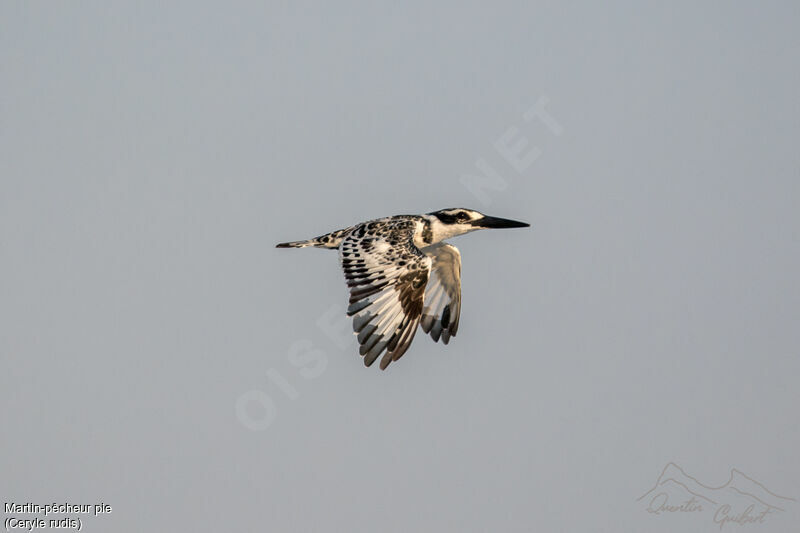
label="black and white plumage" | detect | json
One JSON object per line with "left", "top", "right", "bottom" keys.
{"left": 277, "top": 208, "right": 529, "bottom": 370}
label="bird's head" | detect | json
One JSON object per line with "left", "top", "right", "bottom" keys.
{"left": 425, "top": 208, "right": 530, "bottom": 242}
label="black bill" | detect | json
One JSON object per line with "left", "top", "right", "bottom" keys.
{"left": 473, "top": 215, "right": 530, "bottom": 229}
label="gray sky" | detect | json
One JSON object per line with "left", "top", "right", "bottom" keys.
{"left": 2, "top": 2, "right": 798, "bottom": 532}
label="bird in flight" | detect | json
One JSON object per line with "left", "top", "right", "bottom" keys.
{"left": 277, "top": 208, "right": 529, "bottom": 370}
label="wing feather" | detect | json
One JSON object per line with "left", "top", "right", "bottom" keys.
{"left": 420, "top": 242, "right": 462, "bottom": 345}
{"left": 339, "top": 220, "right": 431, "bottom": 369}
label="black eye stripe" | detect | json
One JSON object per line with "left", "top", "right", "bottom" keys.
{"left": 431, "top": 209, "right": 473, "bottom": 224}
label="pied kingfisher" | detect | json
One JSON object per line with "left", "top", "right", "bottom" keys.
{"left": 277, "top": 208, "right": 529, "bottom": 370}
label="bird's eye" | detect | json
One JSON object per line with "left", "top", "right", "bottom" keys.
{"left": 457, "top": 212, "right": 469, "bottom": 221}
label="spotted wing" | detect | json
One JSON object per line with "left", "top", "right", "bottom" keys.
{"left": 420, "top": 242, "right": 462, "bottom": 344}
{"left": 339, "top": 221, "right": 431, "bottom": 370}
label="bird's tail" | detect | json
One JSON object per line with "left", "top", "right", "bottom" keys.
{"left": 276, "top": 226, "right": 354, "bottom": 250}
{"left": 275, "top": 239, "right": 319, "bottom": 248}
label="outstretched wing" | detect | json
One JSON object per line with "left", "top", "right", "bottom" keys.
{"left": 339, "top": 220, "right": 431, "bottom": 370}
{"left": 420, "top": 242, "right": 462, "bottom": 344}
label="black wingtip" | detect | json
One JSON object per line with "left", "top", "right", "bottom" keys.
{"left": 276, "top": 242, "right": 291, "bottom": 248}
